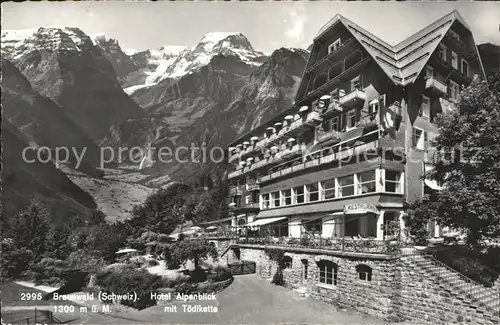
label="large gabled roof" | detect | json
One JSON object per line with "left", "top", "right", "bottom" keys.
{"left": 314, "top": 10, "right": 486, "bottom": 86}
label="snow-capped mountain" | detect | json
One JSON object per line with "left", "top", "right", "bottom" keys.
{"left": 122, "top": 45, "right": 187, "bottom": 94}
{"left": 123, "top": 32, "right": 268, "bottom": 95}
{"left": 90, "top": 33, "right": 137, "bottom": 80}
{"left": 1, "top": 27, "right": 145, "bottom": 141}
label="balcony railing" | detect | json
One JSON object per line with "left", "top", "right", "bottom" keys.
{"left": 246, "top": 182, "right": 260, "bottom": 191}
{"left": 306, "top": 38, "right": 356, "bottom": 74}
{"left": 317, "top": 130, "right": 342, "bottom": 144}
{"left": 339, "top": 88, "right": 366, "bottom": 108}
{"left": 425, "top": 77, "right": 448, "bottom": 96}
{"left": 228, "top": 144, "right": 306, "bottom": 179}
{"left": 298, "top": 57, "right": 371, "bottom": 104}
{"left": 234, "top": 236, "right": 401, "bottom": 255}
{"left": 259, "top": 130, "right": 380, "bottom": 183}
{"left": 358, "top": 112, "right": 378, "bottom": 128}
{"left": 228, "top": 186, "right": 243, "bottom": 196}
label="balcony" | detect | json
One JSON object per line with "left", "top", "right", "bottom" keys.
{"left": 425, "top": 77, "right": 447, "bottom": 97}
{"left": 228, "top": 185, "right": 243, "bottom": 196}
{"left": 339, "top": 89, "right": 366, "bottom": 108}
{"left": 320, "top": 100, "right": 342, "bottom": 119}
{"left": 298, "top": 57, "right": 371, "bottom": 105}
{"left": 246, "top": 181, "right": 260, "bottom": 191}
{"left": 265, "top": 111, "right": 322, "bottom": 147}
{"left": 228, "top": 144, "right": 305, "bottom": 180}
{"left": 259, "top": 135, "right": 380, "bottom": 183}
{"left": 317, "top": 130, "right": 342, "bottom": 146}
{"left": 305, "top": 38, "right": 357, "bottom": 74}
{"left": 358, "top": 112, "right": 378, "bottom": 131}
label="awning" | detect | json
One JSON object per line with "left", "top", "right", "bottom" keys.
{"left": 245, "top": 217, "right": 288, "bottom": 227}
{"left": 425, "top": 179, "right": 442, "bottom": 191}
{"left": 256, "top": 195, "right": 381, "bottom": 219}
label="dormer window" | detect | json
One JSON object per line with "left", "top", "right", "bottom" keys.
{"left": 328, "top": 38, "right": 342, "bottom": 54}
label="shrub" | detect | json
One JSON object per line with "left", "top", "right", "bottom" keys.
{"left": 174, "top": 282, "right": 197, "bottom": 295}
{"left": 190, "top": 268, "right": 207, "bottom": 283}
{"left": 148, "top": 259, "right": 159, "bottom": 267}
{"left": 95, "top": 267, "right": 166, "bottom": 310}
{"left": 211, "top": 266, "right": 232, "bottom": 282}
{"left": 31, "top": 257, "right": 68, "bottom": 285}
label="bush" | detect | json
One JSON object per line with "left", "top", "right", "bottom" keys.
{"left": 31, "top": 257, "right": 68, "bottom": 285}
{"left": 1, "top": 248, "right": 35, "bottom": 279}
{"left": 211, "top": 266, "right": 232, "bottom": 282}
{"left": 95, "top": 267, "right": 167, "bottom": 310}
{"left": 148, "top": 259, "right": 159, "bottom": 267}
{"left": 190, "top": 268, "right": 207, "bottom": 283}
{"left": 174, "top": 282, "right": 197, "bottom": 295}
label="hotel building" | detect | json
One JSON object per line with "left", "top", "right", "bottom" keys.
{"left": 225, "top": 11, "right": 486, "bottom": 240}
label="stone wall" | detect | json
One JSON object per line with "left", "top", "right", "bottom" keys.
{"left": 208, "top": 238, "right": 232, "bottom": 263}
{"left": 239, "top": 246, "right": 398, "bottom": 321}
{"left": 236, "top": 245, "right": 500, "bottom": 324}
{"left": 396, "top": 257, "right": 499, "bottom": 325}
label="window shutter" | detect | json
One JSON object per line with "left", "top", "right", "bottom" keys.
{"left": 424, "top": 131, "right": 429, "bottom": 150}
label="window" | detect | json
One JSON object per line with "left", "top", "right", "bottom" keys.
{"left": 282, "top": 189, "right": 292, "bottom": 206}
{"left": 328, "top": 38, "right": 342, "bottom": 54}
{"left": 420, "top": 95, "right": 430, "bottom": 118}
{"left": 345, "top": 109, "right": 357, "bottom": 130}
{"left": 451, "top": 51, "right": 458, "bottom": 69}
{"left": 293, "top": 186, "right": 305, "bottom": 204}
{"left": 425, "top": 65, "right": 434, "bottom": 79}
{"left": 302, "top": 259, "right": 308, "bottom": 280}
{"left": 461, "top": 59, "right": 469, "bottom": 77}
{"left": 338, "top": 175, "right": 354, "bottom": 197}
{"left": 356, "top": 264, "right": 372, "bottom": 282}
{"left": 306, "top": 183, "right": 319, "bottom": 202}
{"left": 317, "top": 260, "right": 338, "bottom": 285}
{"left": 412, "top": 128, "right": 427, "bottom": 150}
{"left": 385, "top": 170, "right": 402, "bottom": 193}
{"left": 350, "top": 75, "right": 361, "bottom": 90}
{"left": 449, "top": 80, "right": 460, "bottom": 101}
{"left": 282, "top": 256, "right": 292, "bottom": 269}
{"left": 358, "top": 170, "right": 376, "bottom": 194}
{"left": 438, "top": 44, "right": 447, "bottom": 62}
{"left": 331, "top": 116, "right": 340, "bottom": 132}
{"left": 246, "top": 195, "right": 252, "bottom": 204}
{"left": 321, "top": 179, "right": 336, "bottom": 200}
{"left": 262, "top": 193, "right": 270, "bottom": 209}
{"left": 271, "top": 191, "right": 281, "bottom": 208}
{"left": 305, "top": 219, "right": 322, "bottom": 233}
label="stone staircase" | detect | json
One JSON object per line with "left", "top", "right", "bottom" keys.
{"left": 401, "top": 249, "right": 500, "bottom": 321}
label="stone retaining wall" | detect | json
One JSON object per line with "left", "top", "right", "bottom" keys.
{"left": 208, "top": 238, "right": 232, "bottom": 262}
{"left": 396, "top": 258, "right": 499, "bottom": 325}
{"left": 239, "top": 246, "right": 398, "bottom": 321}
{"left": 236, "top": 246, "right": 500, "bottom": 324}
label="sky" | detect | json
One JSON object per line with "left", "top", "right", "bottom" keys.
{"left": 2, "top": 1, "right": 499, "bottom": 54}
